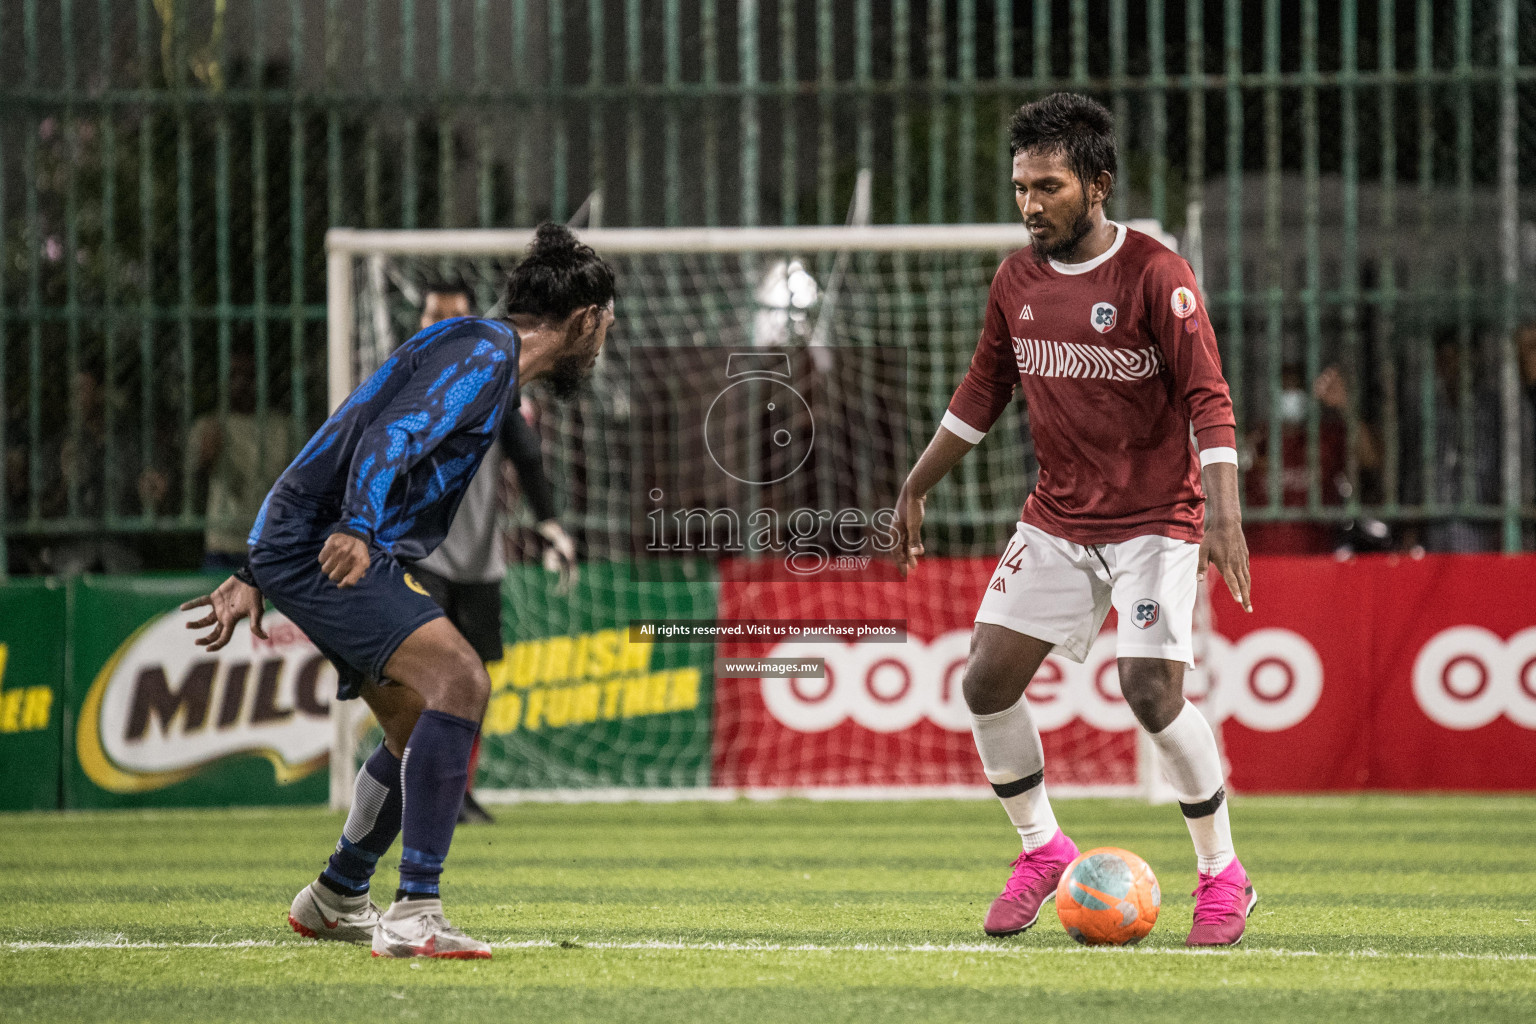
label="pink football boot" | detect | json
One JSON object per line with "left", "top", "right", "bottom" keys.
{"left": 1185, "top": 858, "right": 1257, "bottom": 947}
{"left": 983, "top": 829, "right": 1080, "bottom": 936}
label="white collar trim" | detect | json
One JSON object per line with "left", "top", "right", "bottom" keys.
{"left": 1048, "top": 221, "right": 1127, "bottom": 276}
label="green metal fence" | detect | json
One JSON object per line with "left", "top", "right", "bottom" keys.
{"left": 2, "top": 0, "right": 1534, "bottom": 574}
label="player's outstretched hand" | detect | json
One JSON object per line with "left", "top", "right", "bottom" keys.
{"left": 180, "top": 576, "right": 268, "bottom": 652}
{"left": 1199, "top": 516, "right": 1253, "bottom": 613}
{"left": 893, "top": 487, "right": 927, "bottom": 578}
{"left": 319, "top": 532, "right": 370, "bottom": 588}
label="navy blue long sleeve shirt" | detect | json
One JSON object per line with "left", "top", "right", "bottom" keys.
{"left": 249, "top": 317, "right": 520, "bottom": 563}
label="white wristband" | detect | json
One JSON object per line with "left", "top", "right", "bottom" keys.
{"left": 1199, "top": 446, "right": 1238, "bottom": 467}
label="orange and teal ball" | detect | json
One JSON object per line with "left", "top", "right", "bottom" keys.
{"left": 1055, "top": 847, "right": 1160, "bottom": 946}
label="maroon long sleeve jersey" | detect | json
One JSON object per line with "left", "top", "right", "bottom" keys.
{"left": 944, "top": 223, "right": 1236, "bottom": 545}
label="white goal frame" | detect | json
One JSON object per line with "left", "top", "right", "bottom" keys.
{"left": 324, "top": 224, "right": 1201, "bottom": 810}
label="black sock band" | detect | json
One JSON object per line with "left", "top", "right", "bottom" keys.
{"left": 990, "top": 769, "right": 1045, "bottom": 799}
{"left": 1179, "top": 786, "right": 1226, "bottom": 819}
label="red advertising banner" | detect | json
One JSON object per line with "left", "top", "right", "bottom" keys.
{"left": 1212, "top": 553, "right": 1536, "bottom": 792}
{"left": 714, "top": 553, "right": 1536, "bottom": 793}
{"left": 713, "top": 558, "right": 1138, "bottom": 791}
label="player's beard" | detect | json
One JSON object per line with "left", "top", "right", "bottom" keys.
{"left": 544, "top": 316, "right": 603, "bottom": 400}
{"left": 1030, "top": 193, "right": 1094, "bottom": 262}
{"left": 544, "top": 352, "right": 590, "bottom": 400}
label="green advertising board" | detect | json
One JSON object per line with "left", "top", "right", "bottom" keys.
{"left": 476, "top": 560, "right": 718, "bottom": 790}
{"left": 0, "top": 578, "right": 67, "bottom": 811}
{"left": 4, "top": 560, "right": 718, "bottom": 810}
{"left": 67, "top": 575, "right": 331, "bottom": 809}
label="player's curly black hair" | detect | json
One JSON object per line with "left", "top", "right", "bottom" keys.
{"left": 1008, "top": 92, "right": 1117, "bottom": 201}
{"left": 503, "top": 222, "right": 617, "bottom": 322}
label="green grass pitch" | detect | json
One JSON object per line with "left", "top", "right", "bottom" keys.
{"left": 2, "top": 795, "right": 1534, "bottom": 1023}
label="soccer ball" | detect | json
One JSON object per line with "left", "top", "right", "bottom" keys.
{"left": 1055, "top": 847, "right": 1160, "bottom": 946}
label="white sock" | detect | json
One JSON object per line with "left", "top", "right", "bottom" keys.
{"left": 970, "top": 695, "right": 1059, "bottom": 852}
{"left": 1149, "top": 700, "right": 1235, "bottom": 874}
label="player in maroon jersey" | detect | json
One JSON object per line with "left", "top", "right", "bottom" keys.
{"left": 894, "top": 93, "right": 1256, "bottom": 947}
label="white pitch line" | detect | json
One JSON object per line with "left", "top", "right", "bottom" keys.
{"left": 3, "top": 938, "right": 1533, "bottom": 962}
{"left": 4, "top": 939, "right": 282, "bottom": 950}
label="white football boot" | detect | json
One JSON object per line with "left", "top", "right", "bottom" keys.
{"left": 371, "top": 898, "right": 492, "bottom": 960}
{"left": 288, "top": 880, "right": 381, "bottom": 944}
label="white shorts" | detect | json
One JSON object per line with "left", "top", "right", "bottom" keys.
{"left": 974, "top": 522, "right": 1199, "bottom": 666}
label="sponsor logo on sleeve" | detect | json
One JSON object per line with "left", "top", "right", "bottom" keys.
{"left": 1170, "top": 287, "right": 1197, "bottom": 319}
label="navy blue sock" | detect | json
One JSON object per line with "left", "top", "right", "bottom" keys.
{"left": 319, "top": 743, "right": 403, "bottom": 898}
{"left": 396, "top": 710, "right": 479, "bottom": 900}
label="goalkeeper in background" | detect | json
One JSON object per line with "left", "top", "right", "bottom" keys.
{"left": 411, "top": 280, "right": 579, "bottom": 825}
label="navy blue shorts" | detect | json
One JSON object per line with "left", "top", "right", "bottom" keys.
{"left": 249, "top": 537, "right": 444, "bottom": 702}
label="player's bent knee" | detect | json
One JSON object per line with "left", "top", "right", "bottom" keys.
{"left": 420, "top": 645, "right": 490, "bottom": 719}
{"left": 962, "top": 651, "right": 1038, "bottom": 715}
{"left": 360, "top": 680, "right": 425, "bottom": 755}
{"left": 961, "top": 661, "right": 1008, "bottom": 714}
{"left": 456, "top": 659, "right": 492, "bottom": 716}
{"left": 1118, "top": 659, "right": 1184, "bottom": 732}
{"left": 962, "top": 624, "right": 1053, "bottom": 714}
{"left": 1121, "top": 689, "right": 1168, "bottom": 732}
{"left": 384, "top": 617, "right": 492, "bottom": 718}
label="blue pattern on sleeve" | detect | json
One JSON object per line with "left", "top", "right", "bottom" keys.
{"left": 247, "top": 318, "right": 520, "bottom": 563}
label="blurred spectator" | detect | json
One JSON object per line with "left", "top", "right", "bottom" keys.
{"left": 39, "top": 368, "right": 168, "bottom": 574}
{"left": 1404, "top": 332, "right": 1502, "bottom": 553}
{"left": 1519, "top": 322, "right": 1536, "bottom": 400}
{"left": 1243, "top": 364, "right": 1380, "bottom": 555}
{"left": 3, "top": 420, "right": 41, "bottom": 573}
{"left": 186, "top": 351, "right": 295, "bottom": 571}
{"left": 4, "top": 436, "right": 24, "bottom": 513}
{"left": 1517, "top": 322, "right": 1536, "bottom": 546}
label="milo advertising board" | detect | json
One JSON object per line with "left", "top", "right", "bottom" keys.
{"left": 0, "top": 578, "right": 67, "bottom": 811}
{"left": 67, "top": 576, "right": 334, "bottom": 808}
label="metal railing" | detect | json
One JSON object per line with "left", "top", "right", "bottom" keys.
{"left": 2, "top": 0, "right": 1533, "bottom": 574}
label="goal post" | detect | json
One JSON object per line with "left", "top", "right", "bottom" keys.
{"left": 324, "top": 224, "right": 1211, "bottom": 809}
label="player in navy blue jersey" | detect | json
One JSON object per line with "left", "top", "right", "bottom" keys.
{"left": 181, "top": 223, "right": 616, "bottom": 959}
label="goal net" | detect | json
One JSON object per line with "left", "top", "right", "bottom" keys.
{"left": 326, "top": 225, "right": 1215, "bottom": 808}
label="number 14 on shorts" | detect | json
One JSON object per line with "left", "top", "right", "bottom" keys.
{"left": 989, "top": 538, "right": 1028, "bottom": 593}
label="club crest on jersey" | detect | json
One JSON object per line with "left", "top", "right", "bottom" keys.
{"left": 1170, "top": 287, "right": 1197, "bottom": 319}
{"left": 1132, "top": 599, "right": 1160, "bottom": 630}
{"left": 1090, "top": 302, "right": 1117, "bottom": 333}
